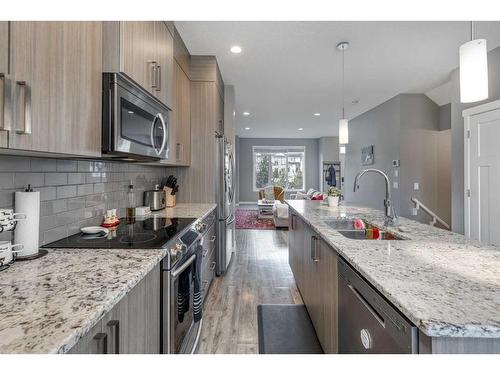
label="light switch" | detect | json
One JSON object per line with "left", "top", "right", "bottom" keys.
{"left": 413, "top": 182, "right": 419, "bottom": 190}
{"left": 393, "top": 181, "right": 399, "bottom": 189}
{"left": 412, "top": 207, "right": 418, "bottom": 216}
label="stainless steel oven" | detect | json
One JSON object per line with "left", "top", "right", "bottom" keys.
{"left": 162, "top": 229, "right": 203, "bottom": 354}
{"left": 102, "top": 73, "right": 170, "bottom": 160}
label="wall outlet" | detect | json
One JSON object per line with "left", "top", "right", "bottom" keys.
{"left": 413, "top": 182, "right": 419, "bottom": 190}
{"left": 392, "top": 159, "right": 400, "bottom": 167}
{"left": 393, "top": 181, "right": 399, "bottom": 189}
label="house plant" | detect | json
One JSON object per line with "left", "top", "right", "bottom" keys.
{"left": 327, "top": 187, "right": 341, "bottom": 207}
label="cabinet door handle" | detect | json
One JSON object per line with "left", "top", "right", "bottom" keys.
{"left": 0, "top": 74, "right": 5, "bottom": 131}
{"left": 149, "top": 61, "right": 157, "bottom": 89}
{"left": 155, "top": 64, "right": 161, "bottom": 92}
{"left": 290, "top": 214, "right": 295, "bottom": 230}
{"left": 15, "top": 81, "right": 31, "bottom": 135}
{"left": 106, "top": 320, "right": 120, "bottom": 354}
{"left": 311, "top": 235, "right": 319, "bottom": 263}
{"left": 210, "top": 261, "right": 216, "bottom": 271}
{"left": 93, "top": 332, "right": 108, "bottom": 354}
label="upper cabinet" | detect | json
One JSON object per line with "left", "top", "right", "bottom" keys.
{"left": 103, "top": 21, "right": 174, "bottom": 109}
{"left": 7, "top": 22, "right": 102, "bottom": 157}
{"left": 172, "top": 62, "right": 191, "bottom": 165}
{"left": 0, "top": 22, "right": 9, "bottom": 148}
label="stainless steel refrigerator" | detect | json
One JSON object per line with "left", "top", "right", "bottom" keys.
{"left": 215, "top": 133, "right": 235, "bottom": 275}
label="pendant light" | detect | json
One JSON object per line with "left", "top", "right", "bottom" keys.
{"left": 459, "top": 21, "right": 488, "bottom": 103}
{"left": 337, "top": 42, "right": 349, "bottom": 144}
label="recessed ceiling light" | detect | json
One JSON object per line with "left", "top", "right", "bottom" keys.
{"left": 243, "top": 112, "right": 250, "bottom": 116}
{"left": 230, "top": 45, "right": 242, "bottom": 54}
{"left": 313, "top": 113, "right": 321, "bottom": 116}
{"left": 244, "top": 127, "right": 250, "bottom": 130}
{"left": 298, "top": 128, "right": 304, "bottom": 131}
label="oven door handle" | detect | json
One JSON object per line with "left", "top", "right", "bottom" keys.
{"left": 171, "top": 254, "right": 196, "bottom": 279}
{"left": 150, "top": 112, "right": 167, "bottom": 156}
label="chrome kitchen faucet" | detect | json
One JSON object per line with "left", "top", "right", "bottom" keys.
{"left": 353, "top": 168, "right": 398, "bottom": 226}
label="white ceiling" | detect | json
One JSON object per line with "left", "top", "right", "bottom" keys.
{"left": 175, "top": 21, "right": 500, "bottom": 138}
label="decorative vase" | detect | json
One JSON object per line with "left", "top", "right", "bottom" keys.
{"left": 327, "top": 196, "right": 339, "bottom": 207}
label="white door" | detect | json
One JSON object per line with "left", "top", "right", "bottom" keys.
{"left": 466, "top": 106, "right": 500, "bottom": 245}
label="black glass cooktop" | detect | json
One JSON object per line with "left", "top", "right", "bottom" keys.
{"left": 43, "top": 217, "right": 197, "bottom": 249}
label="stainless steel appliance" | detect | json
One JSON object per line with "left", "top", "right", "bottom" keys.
{"left": 215, "top": 132, "right": 235, "bottom": 275}
{"left": 43, "top": 216, "right": 207, "bottom": 354}
{"left": 338, "top": 258, "right": 418, "bottom": 353}
{"left": 102, "top": 73, "right": 170, "bottom": 160}
{"left": 144, "top": 185, "right": 166, "bottom": 211}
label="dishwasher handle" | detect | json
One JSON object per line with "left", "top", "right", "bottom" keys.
{"left": 348, "top": 284, "right": 385, "bottom": 328}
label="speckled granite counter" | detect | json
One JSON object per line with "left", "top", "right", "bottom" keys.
{"left": 286, "top": 200, "right": 500, "bottom": 339}
{"left": 0, "top": 203, "right": 216, "bottom": 353}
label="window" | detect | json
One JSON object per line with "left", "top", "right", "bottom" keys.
{"left": 253, "top": 146, "right": 306, "bottom": 191}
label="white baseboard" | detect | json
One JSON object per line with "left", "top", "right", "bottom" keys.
{"left": 238, "top": 201, "right": 257, "bottom": 205}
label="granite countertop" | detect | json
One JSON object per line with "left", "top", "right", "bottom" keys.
{"left": 0, "top": 203, "right": 216, "bottom": 354}
{"left": 286, "top": 200, "right": 500, "bottom": 339}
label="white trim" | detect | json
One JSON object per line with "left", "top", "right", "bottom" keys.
{"left": 238, "top": 201, "right": 257, "bottom": 205}
{"left": 462, "top": 100, "right": 500, "bottom": 238}
{"left": 462, "top": 99, "right": 500, "bottom": 117}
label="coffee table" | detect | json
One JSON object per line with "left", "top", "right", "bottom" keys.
{"left": 257, "top": 199, "right": 275, "bottom": 219}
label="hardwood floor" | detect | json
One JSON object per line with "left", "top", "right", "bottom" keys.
{"left": 197, "top": 229, "right": 303, "bottom": 354}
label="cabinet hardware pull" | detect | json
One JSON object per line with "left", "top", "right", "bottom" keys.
{"left": 210, "top": 261, "right": 216, "bottom": 271}
{"left": 0, "top": 74, "right": 5, "bottom": 131}
{"left": 106, "top": 320, "right": 120, "bottom": 354}
{"left": 93, "top": 332, "right": 108, "bottom": 354}
{"left": 149, "top": 61, "right": 157, "bottom": 89}
{"left": 311, "top": 235, "right": 319, "bottom": 263}
{"left": 290, "top": 214, "right": 295, "bottom": 230}
{"left": 15, "top": 81, "right": 31, "bottom": 135}
{"left": 210, "top": 235, "right": 216, "bottom": 243}
{"left": 155, "top": 64, "right": 161, "bottom": 92}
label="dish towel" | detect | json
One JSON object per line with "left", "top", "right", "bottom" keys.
{"left": 193, "top": 243, "right": 203, "bottom": 322}
{"left": 177, "top": 265, "right": 191, "bottom": 323}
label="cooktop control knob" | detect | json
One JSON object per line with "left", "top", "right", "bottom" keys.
{"left": 195, "top": 222, "right": 207, "bottom": 232}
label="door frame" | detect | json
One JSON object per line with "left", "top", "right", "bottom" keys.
{"left": 463, "top": 99, "right": 500, "bottom": 239}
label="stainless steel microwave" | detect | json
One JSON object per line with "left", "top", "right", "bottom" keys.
{"left": 102, "top": 73, "right": 170, "bottom": 160}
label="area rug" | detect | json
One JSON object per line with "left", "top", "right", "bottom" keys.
{"left": 235, "top": 209, "right": 275, "bottom": 230}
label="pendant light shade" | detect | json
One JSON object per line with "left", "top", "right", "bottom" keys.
{"left": 459, "top": 22, "right": 488, "bottom": 103}
{"left": 339, "top": 118, "right": 349, "bottom": 145}
{"left": 337, "top": 41, "right": 350, "bottom": 144}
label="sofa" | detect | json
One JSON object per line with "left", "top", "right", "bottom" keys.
{"left": 258, "top": 186, "right": 289, "bottom": 228}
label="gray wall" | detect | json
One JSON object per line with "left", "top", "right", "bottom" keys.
{"left": 0, "top": 155, "right": 167, "bottom": 246}
{"left": 450, "top": 46, "right": 500, "bottom": 234}
{"left": 344, "top": 94, "right": 446, "bottom": 225}
{"left": 237, "top": 138, "right": 319, "bottom": 203}
{"left": 439, "top": 103, "right": 451, "bottom": 131}
{"left": 344, "top": 95, "right": 402, "bottom": 213}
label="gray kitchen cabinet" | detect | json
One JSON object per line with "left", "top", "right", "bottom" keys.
{"left": 7, "top": 21, "right": 102, "bottom": 157}
{"left": 68, "top": 321, "right": 107, "bottom": 354}
{"left": 68, "top": 264, "right": 161, "bottom": 354}
{"left": 171, "top": 61, "right": 191, "bottom": 166}
{"left": 0, "top": 21, "right": 9, "bottom": 148}
{"left": 103, "top": 21, "right": 174, "bottom": 110}
{"left": 288, "top": 212, "right": 338, "bottom": 353}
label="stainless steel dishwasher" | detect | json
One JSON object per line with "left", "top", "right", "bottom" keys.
{"left": 338, "top": 258, "right": 418, "bottom": 353}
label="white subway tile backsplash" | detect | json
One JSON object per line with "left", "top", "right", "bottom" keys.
{"left": 0, "top": 155, "right": 167, "bottom": 245}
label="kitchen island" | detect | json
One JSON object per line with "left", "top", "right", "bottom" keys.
{"left": 0, "top": 203, "right": 216, "bottom": 354}
{"left": 286, "top": 200, "right": 500, "bottom": 354}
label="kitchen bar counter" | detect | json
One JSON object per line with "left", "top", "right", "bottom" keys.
{"left": 286, "top": 200, "right": 500, "bottom": 339}
{"left": 0, "top": 203, "right": 216, "bottom": 354}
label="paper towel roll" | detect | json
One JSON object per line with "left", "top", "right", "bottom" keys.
{"left": 15, "top": 190, "right": 40, "bottom": 257}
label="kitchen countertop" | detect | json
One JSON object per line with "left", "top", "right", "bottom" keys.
{"left": 286, "top": 200, "right": 500, "bottom": 339}
{"left": 0, "top": 203, "right": 216, "bottom": 354}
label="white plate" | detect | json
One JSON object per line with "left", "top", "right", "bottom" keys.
{"left": 81, "top": 226, "right": 109, "bottom": 236}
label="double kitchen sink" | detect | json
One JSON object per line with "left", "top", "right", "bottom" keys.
{"left": 323, "top": 219, "right": 404, "bottom": 240}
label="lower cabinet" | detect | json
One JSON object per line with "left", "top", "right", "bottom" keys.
{"left": 68, "top": 264, "right": 161, "bottom": 354}
{"left": 289, "top": 213, "right": 338, "bottom": 354}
